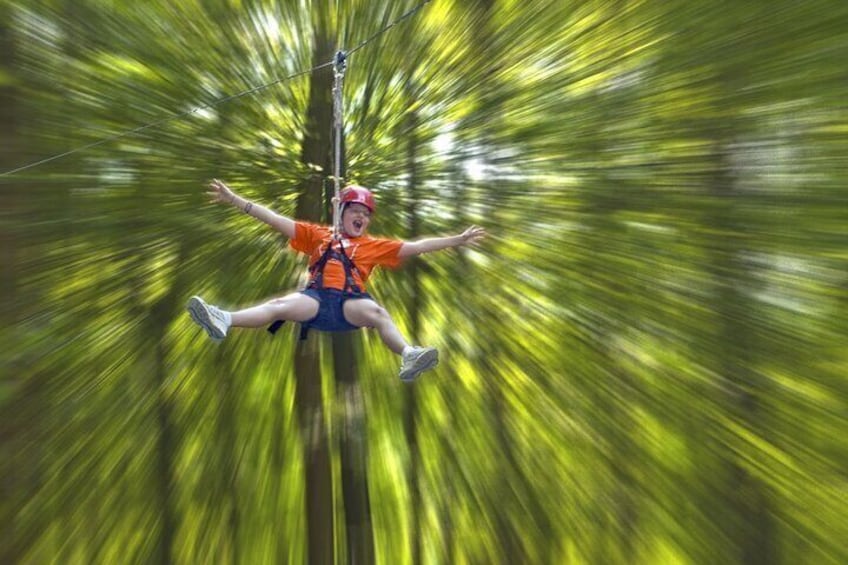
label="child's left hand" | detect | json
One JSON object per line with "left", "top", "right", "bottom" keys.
{"left": 460, "top": 225, "right": 486, "bottom": 246}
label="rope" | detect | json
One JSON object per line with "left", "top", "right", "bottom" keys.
{"left": 0, "top": 0, "right": 432, "bottom": 178}
{"left": 332, "top": 50, "right": 346, "bottom": 238}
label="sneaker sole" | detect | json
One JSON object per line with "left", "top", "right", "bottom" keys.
{"left": 187, "top": 296, "right": 225, "bottom": 341}
{"left": 400, "top": 348, "right": 439, "bottom": 382}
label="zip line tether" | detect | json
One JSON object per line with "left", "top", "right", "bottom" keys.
{"left": 331, "top": 50, "right": 346, "bottom": 239}
{"left": 0, "top": 0, "right": 432, "bottom": 179}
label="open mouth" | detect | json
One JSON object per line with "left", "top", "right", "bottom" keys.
{"left": 353, "top": 220, "right": 363, "bottom": 231}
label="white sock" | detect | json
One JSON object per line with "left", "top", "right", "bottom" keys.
{"left": 402, "top": 345, "right": 413, "bottom": 357}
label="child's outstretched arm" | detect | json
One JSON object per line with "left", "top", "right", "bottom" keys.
{"left": 207, "top": 179, "right": 295, "bottom": 238}
{"left": 398, "top": 225, "right": 486, "bottom": 259}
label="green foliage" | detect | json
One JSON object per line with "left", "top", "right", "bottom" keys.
{"left": 2, "top": 0, "right": 847, "bottom": 563}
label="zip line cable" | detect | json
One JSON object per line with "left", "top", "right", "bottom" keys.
{"left": 348, "top": 0, "right": 431, "bottom": 56}
{"left": 0, "top": 0, "right": 431, "bottom": 179}
{"left": 0, "top": 64, "right": 329, "bottom": 178}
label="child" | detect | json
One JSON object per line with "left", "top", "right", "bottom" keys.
{"left": 188, "top": 179, "right": 485, "bottom": 382}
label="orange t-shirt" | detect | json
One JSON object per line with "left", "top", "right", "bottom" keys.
{"left": 289, "top": 222, "right": 403, "bottom": 292}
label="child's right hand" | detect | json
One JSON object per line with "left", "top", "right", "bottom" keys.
{"left": 459, "top": 225, "right": 486, "bottom": 246}
{"left": 207, "top": 178, "right": 236, "bottom": 204}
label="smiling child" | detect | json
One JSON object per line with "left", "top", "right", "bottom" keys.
{"left": 188, "top": 179, "right": 485, "bottom": 382}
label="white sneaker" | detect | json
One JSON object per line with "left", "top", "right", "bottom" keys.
{"left": 399, "top": 346, "right": 439, "bottom": 382}
{"left": 187, "top": 296, "right": 230, "bottom": 341}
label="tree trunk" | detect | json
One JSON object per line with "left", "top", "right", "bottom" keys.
{"left": 294, "top": 23, "right": 336, "bottom": 565}
{"left": 147, "top": 270, "right": 181, "bottom": 564}
{"left": 146, "top": 244, "right": 191, "bottom": 565}
{"left": 0, "top": 3, "right": 18, "bottom": 308}
{"left": 153, "top": 335, "right": 177, "bottom": 565}
{"left": 705, "top": 137, "right": 777, "bottom": 565}
{"left": 332, "top": 82, "right": 375, "bottom": 564}
{"left": 0, "top": 7, "right": 25, "bottom": 562}
{"left": 214, "top": 347, "right": 241, "bottom": 565}
{"left": 334, "top": 336, "right": 375, "bottom": 565}
{"left": 295, "top": 27, "right": 335, "bottom": 226}
{"left": 294, "top": 333, "right": 334, "bottom": 565}
{"left": 141, "top": 240, "right": 206, "bottom": 564}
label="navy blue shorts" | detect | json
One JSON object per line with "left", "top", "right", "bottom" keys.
{"left": 300, "top": 288, "right": 372, "bottom": 333}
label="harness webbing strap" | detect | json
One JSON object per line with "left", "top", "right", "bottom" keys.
{"left": 307, "top": 240, "right": 362, "bottom": 295}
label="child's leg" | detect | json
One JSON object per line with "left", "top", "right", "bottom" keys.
{"left": 343, "top": 298, "right": 438, "bottom": 382}
{"left": 342, "top": 298, "right": 408, "bottom": 354}
{"left": 230, "top": 292, "right": 319, "bottom": 328}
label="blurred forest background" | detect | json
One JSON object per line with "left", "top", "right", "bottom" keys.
{"left": 2, "top": 0, "right": 847, "bottom": 563}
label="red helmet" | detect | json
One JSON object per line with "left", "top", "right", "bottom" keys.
{"left": 340, "top": 185, "right": 375, "bottom": 213}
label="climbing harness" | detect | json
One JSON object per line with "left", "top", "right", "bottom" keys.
{"left": 267, "top": 234, "right": 371, "bottom": 339}
{"left": 306, "top": 239, "right": 363, "bottom": 297}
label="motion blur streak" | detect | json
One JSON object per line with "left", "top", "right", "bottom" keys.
{"left": 2, "top": 0, "right": 846, "bottom": 563}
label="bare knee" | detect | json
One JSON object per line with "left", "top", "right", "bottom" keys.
{"left": 366, "top": 304, "right": 391, "bottom": 325}
{"left": 347, "top": 301, "right": 392, "bottom": 328}
{"left": 266, "top": 294, "right": 317, "bottom": 321}
{"left": 265, "top": 297, "right": 291, "bottom": 315}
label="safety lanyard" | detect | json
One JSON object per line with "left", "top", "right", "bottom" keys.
{"left": 331, "top": 51, "right": 346, "bottom": 238}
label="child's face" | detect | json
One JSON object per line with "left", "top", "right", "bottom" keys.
{"left": 342, "top": 203, "right": 372, "bottom": 237}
